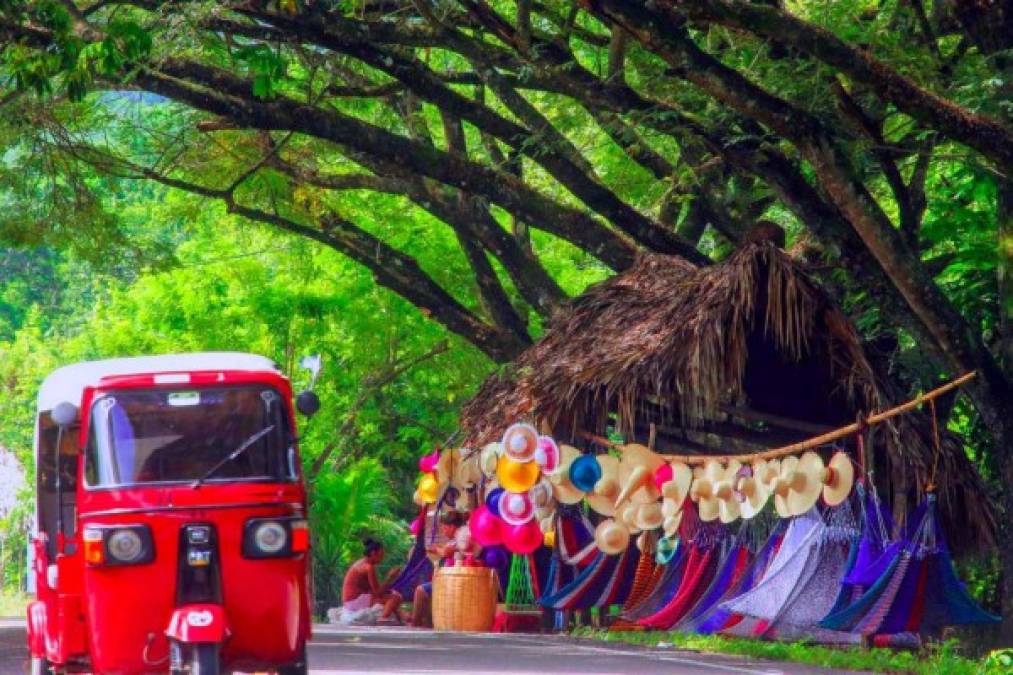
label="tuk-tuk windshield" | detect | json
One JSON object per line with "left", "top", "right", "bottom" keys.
{"left": 85, "top": 385, "right": 294, "bottom": 487}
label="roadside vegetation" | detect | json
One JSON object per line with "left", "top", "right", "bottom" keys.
{"left": 573, "top": 627, "right": 1010, "bottom": 675}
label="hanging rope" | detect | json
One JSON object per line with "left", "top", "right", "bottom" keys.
{"left": 927, "top": 398, "right": 943, "bottom": 493}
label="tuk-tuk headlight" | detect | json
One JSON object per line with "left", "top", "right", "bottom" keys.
{"left": 108, "top": 529, "right": 144, "bottom": 563}
{"left": 254, "top": 522, "right": 287, "bottom": 554}
{"left": 83, "top": 525, "right": 154, "bottom": 566}
{"left": 243, "top": 517, "right": 307, "bottom": 558}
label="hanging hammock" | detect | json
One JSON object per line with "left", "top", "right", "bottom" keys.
{"left": 719, "top": 504, "right": 859, "bottom": 642}
{"left": 609, "top": 544, "right": 689, "bottom": 630}
{"left": 388, "top": 506, "right": 433, "bottom": 599}
{"left": 819, "top": 495, "right": 999, "bottom": 636}
{"left": 693, "top": 522, "right": 785, "bottom": 635}
{"left": 638, "top": 524, "right": 727, "bottom": 629}
{"left": 675, "top": 524, "right": 756, "bottom": 632}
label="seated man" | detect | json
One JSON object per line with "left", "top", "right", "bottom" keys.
{"left": 411, "top": 510, "right": 476, "bottom": 627}
{"left": 340, "top": 538, "right": 402, "bottom": 623}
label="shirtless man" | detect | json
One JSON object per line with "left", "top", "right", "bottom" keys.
{"left": 341, "top": 538, "right": 402, "bottom": 622}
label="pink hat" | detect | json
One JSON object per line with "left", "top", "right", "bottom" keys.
{"left": 498, "top": 490, "right": 535, "bottom": 525}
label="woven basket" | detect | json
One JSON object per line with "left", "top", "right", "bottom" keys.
{"left": 432, "top": 566, "right": 498, "bottom": 632}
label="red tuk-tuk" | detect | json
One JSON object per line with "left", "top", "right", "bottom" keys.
{"left": 27, "top": 353, "right": 317, "bottom": 674}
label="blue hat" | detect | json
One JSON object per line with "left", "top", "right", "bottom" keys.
{"left": 569, "top": 454, "right": 602, "bottom": 492}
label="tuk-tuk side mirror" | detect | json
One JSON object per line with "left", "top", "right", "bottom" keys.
{"left": 295, "top": 390, "right": 320, "bottom": 418}
{"left": 50, "top": 401, "right": 79, "bottom": 429}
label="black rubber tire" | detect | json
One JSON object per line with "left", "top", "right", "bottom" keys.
{"left": 30, "top": 656, "right": 51, "bottom": 675}
{"left": 277, "top": 644, "right": 308, "bottom": 675}
{"left": 190, "top": 643, "right": 220, "bottom": 675}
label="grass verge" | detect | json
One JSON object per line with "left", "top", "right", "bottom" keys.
{"left": 571, "top": 627, "right": 1007, "bottom": 674}
{"left": 0, "top": 589, "right": 27, "bottom": 618}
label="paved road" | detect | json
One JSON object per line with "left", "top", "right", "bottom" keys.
{"left": 1, "top": 621, "right": 866, "bottom": 674}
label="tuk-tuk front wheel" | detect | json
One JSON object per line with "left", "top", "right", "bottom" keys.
{"left": 30, "top": 656, "right": 51, "bottom": 675}
{"left": 169, "top": 641, "right": 220, "bottom": 675}
{"left": 277, "top": 644, "right": 308, "bottom": 675}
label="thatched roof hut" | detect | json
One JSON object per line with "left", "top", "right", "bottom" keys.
{"left": 460, "top": 241, "right": 994, "bottom": 548}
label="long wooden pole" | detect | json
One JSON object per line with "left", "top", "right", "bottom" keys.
{"left": 578, "top": 371, "right": 978, "bottom": 464}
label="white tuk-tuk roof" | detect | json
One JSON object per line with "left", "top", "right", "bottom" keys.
{"left": 37, "top": 352, "right": 281, "bottom": 412}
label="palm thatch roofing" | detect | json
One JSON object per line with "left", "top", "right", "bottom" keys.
{"left": 460, "top": 241, "right": 994, "bottom": 549}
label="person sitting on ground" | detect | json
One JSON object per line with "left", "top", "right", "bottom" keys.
{"left": 340, "top": 537, "right": 403, "bottom": 624}
{"left": 411, "top": 510, "right": 476, "bottom": 627}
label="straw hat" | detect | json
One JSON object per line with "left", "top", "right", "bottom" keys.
{"left": 535, "top": 436, "right": 562, "bottom": 475}
{"left": 616, "top": 444, "right": 665, "bottom": 506}
{"left": 660, "top": 461, "right": 693, "bottom": 507}
{"left": 661, "top": 497, "right": 680, "bottom": 519}
{"left": 502, "top": 423, "right": 539, "bottom": 462}
{"left": 714, "top": 459, "right": 741, "bottom": 524}
{"left": 771, "top": 455, "right": 798, "bottom": 517}
{"left": 756, "top": 458, "right": 780, "bottom": 491}
{"left": 663, "top": 510, "right": 683, "bottom": 537}
{"left": 634, "top": 501, "right": 664, "bottom": 531}
{"left": 499, "top": 490, "right": 536, "bottom": 525}
{"left": 456, "top": 449, "right": 482, "bottom": 489}
{"left": 619, "top": 502, "right": 642, "bottom": 534}
{"left": 594, "top": 519, "right": 631, "bottom": 555}
{"left": 496, "top": 455, "right": 541, "bottom": 494}
{"left": 636, "top": 530, "right": 656, "bottom": 554}
{"left": 586, "top": 454, "right": 620, "bottom": 516}
{"left": 534, "top": 505, "right": 554, "bottom": 522}
{"left": 529, "top": 478, "right": 554, "bottom": 508}
{"left": 691, "top": 459, "right": 726, "bottom": 522}
{"left": 549, "top": 445, "right": 585, "bottom": 504}
{"left": 733, "top": 461, "right": 770, "bottom": 519}
{"left": 789, "top": 451, "right": 826, "bottom": 516}
{"left": 822, "top": 451, "right": 855, "bottom": 506}
{"left": 539, "top": 514, "right": 555, "bottom": 534}
{"left": 479, "top": 443, "right": 502, "bottom": 478}
{"left": 435, "top": 447, "right": 461, "bottom": 486}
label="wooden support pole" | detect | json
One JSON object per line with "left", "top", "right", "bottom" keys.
{"left": 578, "top": 371, "right": 978, "bottom": 464}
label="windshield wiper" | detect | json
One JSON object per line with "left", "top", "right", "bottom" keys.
{"left": 190, "top": 425, "right": 276, "bottom": 489}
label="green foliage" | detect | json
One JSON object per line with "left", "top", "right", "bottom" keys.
{"left": 310, "top": 457, "right": 408, "bottom": 608}
{"left": 572, "top": 629, "right": 1000, "bottom": 675}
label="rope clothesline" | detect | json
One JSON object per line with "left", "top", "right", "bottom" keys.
{"left": 578, "top": 371, "right": 978, "bottom": 465}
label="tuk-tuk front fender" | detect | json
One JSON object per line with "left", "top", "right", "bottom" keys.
{"left": 166, "top": 604, "right": 230, "bottom": 644}
{"left": 26, "top": 601, "right": 47, "bottom": 657}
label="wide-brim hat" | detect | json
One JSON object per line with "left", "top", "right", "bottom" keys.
{"left": 594, "top": 518, "right": 631, "bottom": 555}
{"left": 734, "top": 461, "right": 770, "bottom": 519}
{"left": 435, "top": 448, "right": 461, "bottom": 486}
{"left": 457, "top": 449, "right": 483, "bottom": 489}
{"left": 479, "top": 443, "right": 502, "bottom": 478}
{"left": 502, "top": 423, "right": 539, "bottom": 462}
{"left": 418, "top": 472, "right": 440, "bottom": 504}
{"left": 695, "top": 459, "right": 729, "bottom": 523}
{"left": 616, "top": 444, "right": 665, "bottom": 505}
{"left": 634, "top": 501, "right": 665, "bottom": 531}
{"left": 485, "top": 486, "right": 505, "bottom": 516}
{"left": 496, "top": 455, "right": 541, "bottom": 493}
{"left": 823, "top": 451, "right": 854, "bottom": 506}
{"left": 788, "top": 451, "right": 825, "bottom": 516}
{"left": 663, "top": 510, "right": 683, "bottom": 538}
{"left": 529, "top": 477, "right": 554, "bottom": 508}
{"left": 771, "top": 455, "right": 796, "bottom": 518}
{"left": 549, "top": 445, "right": 585, "bottom": 504}
{"left": 535, "top": 436, "right": 562, "bottom": 474}
{"left": 715, "top": 459, "right": 741, "bottom": 524}
{"left": 499, "top": 490, "right": 536, "bottom": 525}
{"left": 660, "top": 461, "right": 693, "bottom": 507}
{"left": 586, "top": 454, "right": 620, "bottom": 516}
{"left": 569, "top": 454, "right": 603, "bottom": 492}
{"left": 619, "top": 502, "right": 642, "bottom": 534}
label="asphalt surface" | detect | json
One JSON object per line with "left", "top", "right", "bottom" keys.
{"left": 1, "top": 621, "right": 868, "bottom": 674}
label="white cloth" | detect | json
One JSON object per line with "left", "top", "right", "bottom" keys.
{"left": 328, "top": 593, "right": 384, "bottom": 626}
